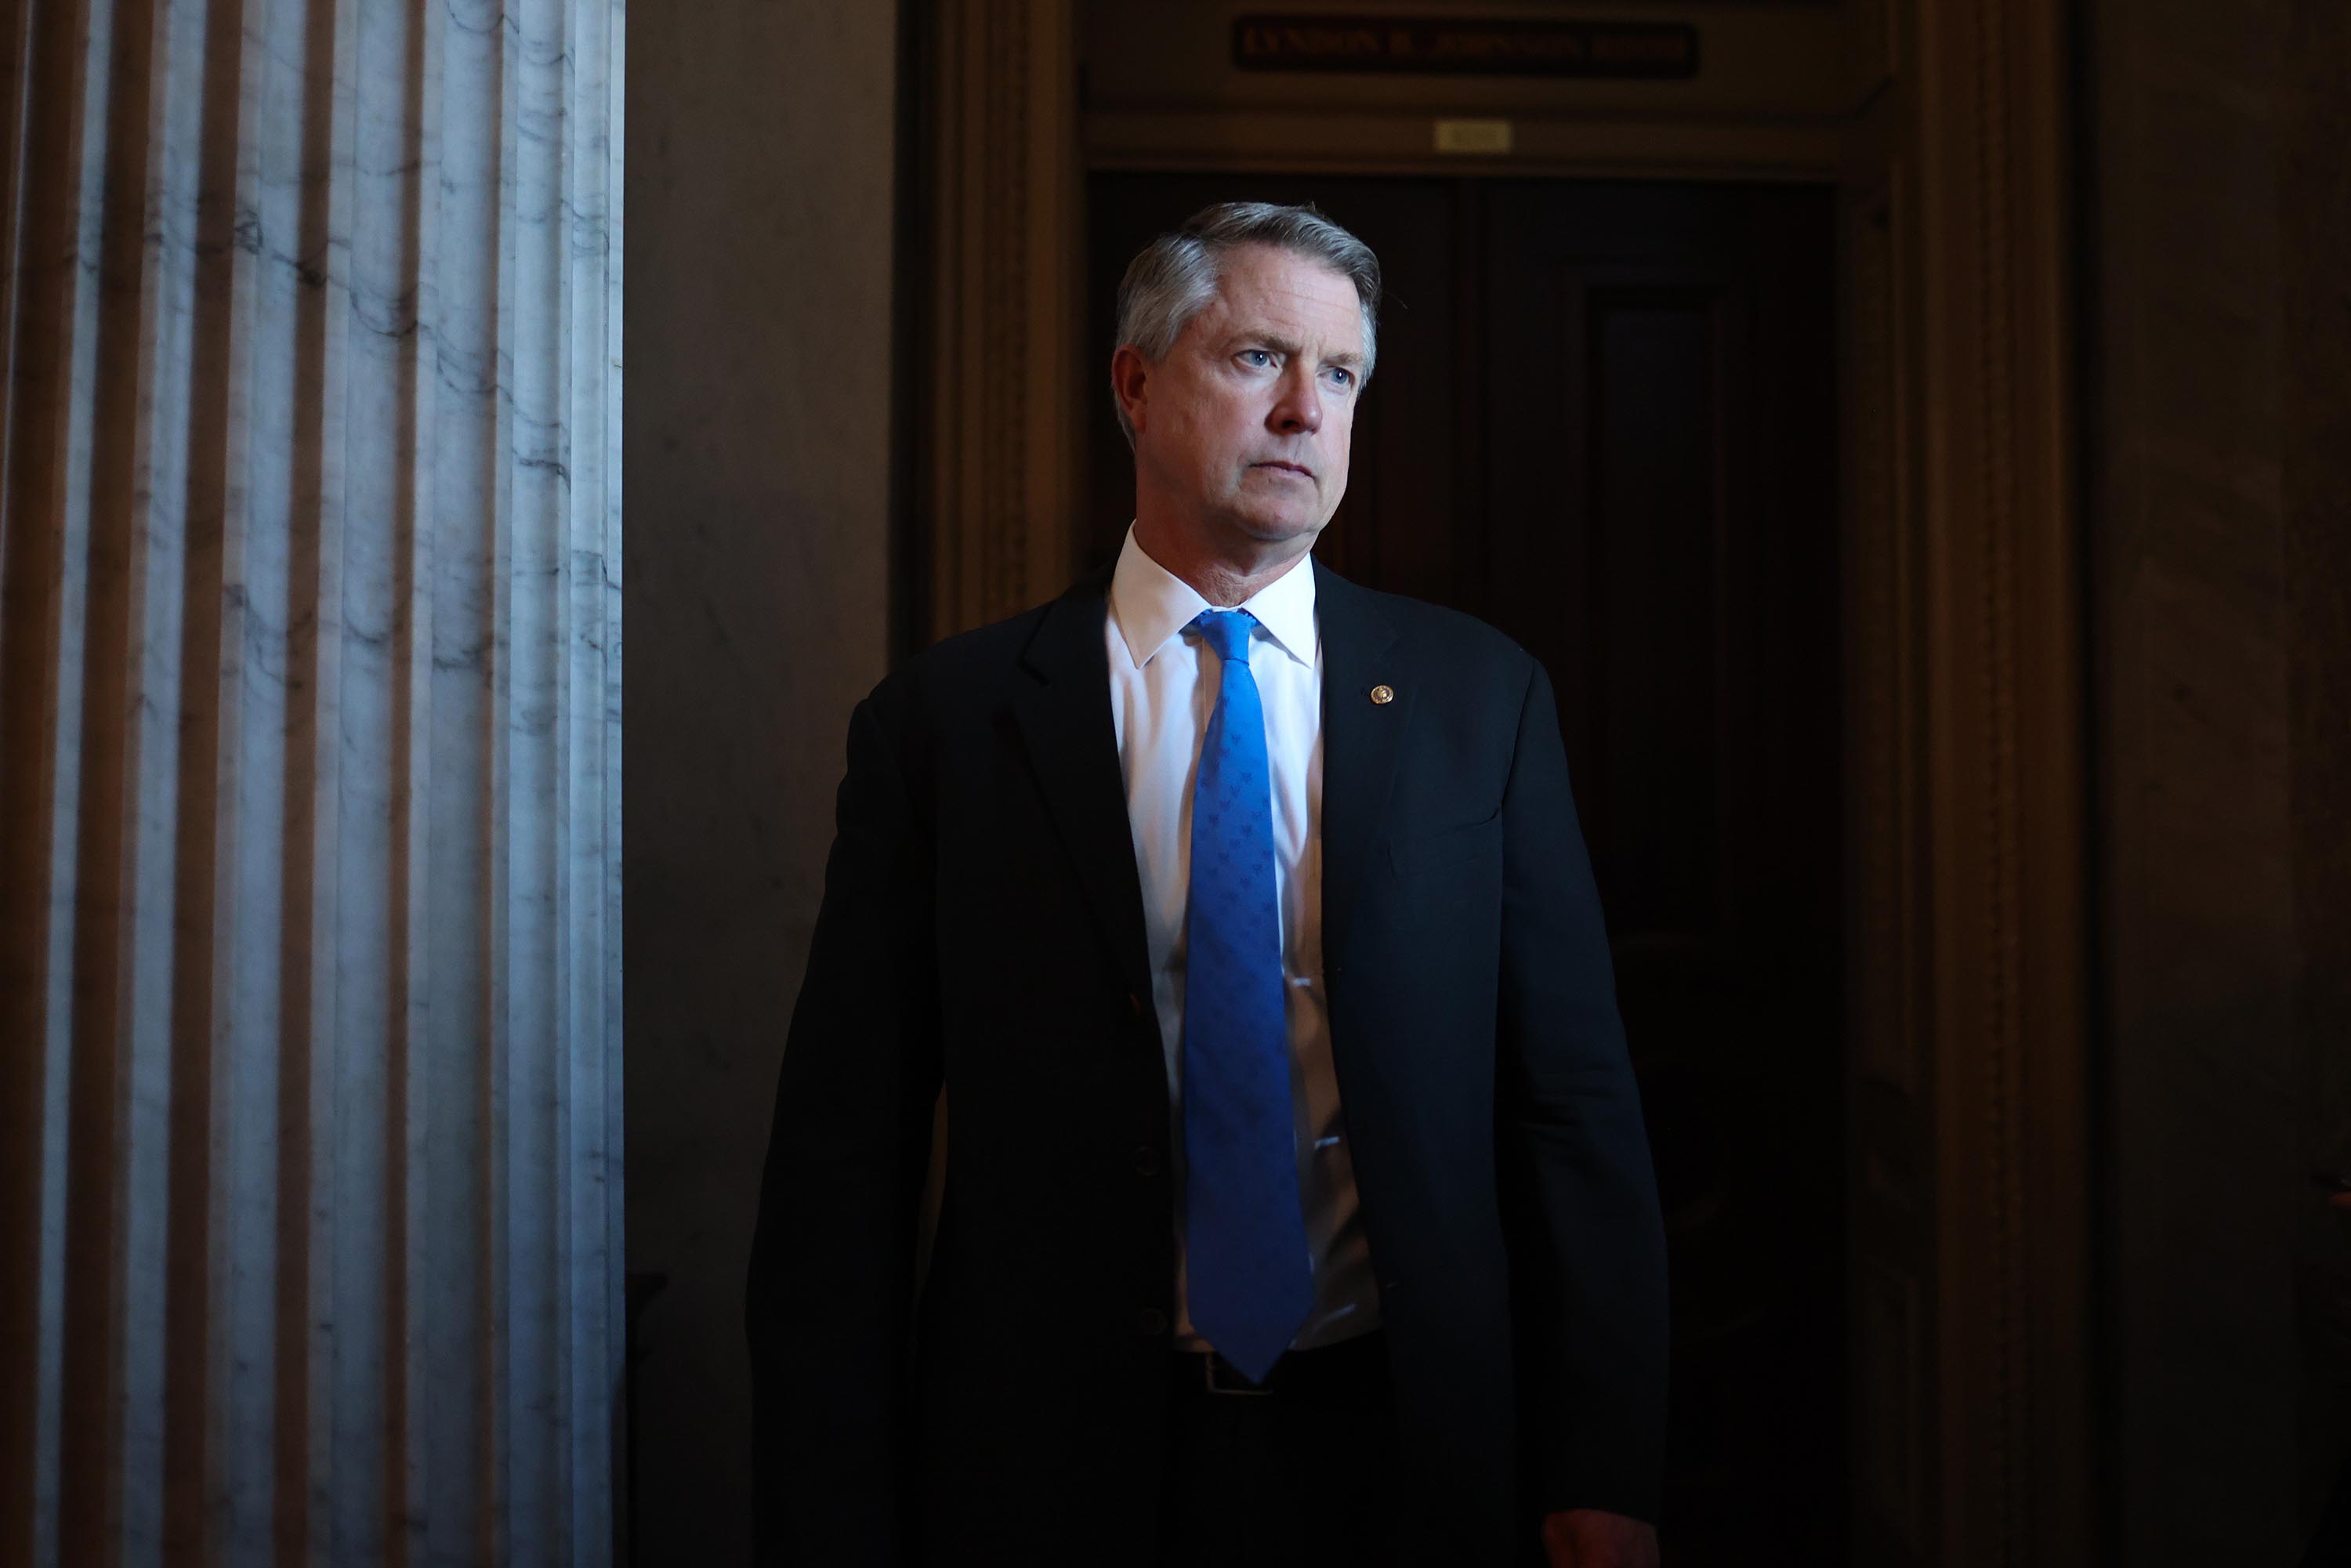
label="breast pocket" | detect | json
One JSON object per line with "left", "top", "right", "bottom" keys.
{"left": 1386, "top": 810, "right": 1504, "bottom": 878}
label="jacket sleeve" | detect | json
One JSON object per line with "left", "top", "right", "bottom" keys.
{"left": 746, "top": 689, "right": 943, "bottom": 1565}
{"left": 1494, "top": 658, "right": 1670, "bottom": 1524}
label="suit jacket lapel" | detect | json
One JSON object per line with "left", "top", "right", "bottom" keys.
{"left": 1313, "top": 558, "right": 1406, "bottom": 980}
{"left": 1009, "top": 565, "right": 1155, "bottom": 1002}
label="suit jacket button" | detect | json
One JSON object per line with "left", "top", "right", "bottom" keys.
{"left": 1133, "top": 1145, "right": 1161, "bottom": 1176}
{"left": 1136, "top": 1307, "right": 1168, "bottom": 1336}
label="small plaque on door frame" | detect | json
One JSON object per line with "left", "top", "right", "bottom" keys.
{"left": 1433, "top": 119, "right": 1513, "bottom": 155}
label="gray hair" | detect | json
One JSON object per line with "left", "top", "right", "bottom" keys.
{"left": 1111, "top": 201, "right": 1382, "bottom": 447}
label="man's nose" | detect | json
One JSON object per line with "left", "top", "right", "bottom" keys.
{"left": 1268, "top": 366, "right": 1323, "bottom": 435}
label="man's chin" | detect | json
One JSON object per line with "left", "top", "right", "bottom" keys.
{"left": 1222, "top": 506, "right": 1328, "bottom": 551}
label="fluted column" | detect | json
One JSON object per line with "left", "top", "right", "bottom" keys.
{"left": 0, "top": 0, "right": 624, "bottom": 1562}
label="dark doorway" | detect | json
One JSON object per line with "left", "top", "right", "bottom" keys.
{"left": 1086, "top": 174, "right": 1846, "bottom": 1566}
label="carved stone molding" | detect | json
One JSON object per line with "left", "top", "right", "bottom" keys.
{"left": 1900, "top": 0, "right": 2090, "bottom": 1560}
{"left": 920, "top": 0, "right": 1085, "bottom": 640}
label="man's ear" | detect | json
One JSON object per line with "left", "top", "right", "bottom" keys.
{"left": 1110, "top": 344, "right": 1150, "bottom": 438}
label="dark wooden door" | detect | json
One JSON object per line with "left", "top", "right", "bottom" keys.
{"left": 1087, "top": 175, "right": 1844, "bottom": 1566}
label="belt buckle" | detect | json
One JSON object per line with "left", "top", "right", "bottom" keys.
{"left": 1203, "top": 1352, "right": 1276, "bottom": 1397}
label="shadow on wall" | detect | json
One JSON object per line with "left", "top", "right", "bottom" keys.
{"left": 622, "top": 1, "right": 900, "bottom": 1563}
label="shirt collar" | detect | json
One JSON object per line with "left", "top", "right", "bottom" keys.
{"left": 1109, "top": 523, "right": 1319, "bottom": 672}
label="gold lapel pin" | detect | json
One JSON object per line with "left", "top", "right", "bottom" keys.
{"left": 1369, "top": 684, "right": 1394, "bottom": 705}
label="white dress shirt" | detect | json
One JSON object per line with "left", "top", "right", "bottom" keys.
{"left": 1105, "top": 524, "right": 1382, "bottom": 1355}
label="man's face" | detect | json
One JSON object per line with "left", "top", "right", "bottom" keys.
{"left": 1125, "top": 244, "right": 1366, "bottom": 554}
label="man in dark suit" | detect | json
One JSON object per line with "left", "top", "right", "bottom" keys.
{"left": 748, "top": 201, "right": 1668, "bottom": 1566}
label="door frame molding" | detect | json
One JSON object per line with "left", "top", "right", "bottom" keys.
{"left": 905, "top": 3, "right": 2090, "bottom": 1562}
{"left": 1861, "top": 2, "right": 2092, "bottom": 1562}
{"left": 904, "top": 0, "right": 1087, "bottom": 643}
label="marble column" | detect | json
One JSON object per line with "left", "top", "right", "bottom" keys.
{"left": 0, "top": 0, "right": 625, "bottom": 1563}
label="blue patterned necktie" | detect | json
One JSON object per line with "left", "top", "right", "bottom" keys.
{"left": 1182, "top": 608, "right": 1313, "bottom": 1384}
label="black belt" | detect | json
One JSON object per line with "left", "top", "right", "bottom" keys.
{"left": 1171, "top": 1328, "right": 1389, "bottom": 1398}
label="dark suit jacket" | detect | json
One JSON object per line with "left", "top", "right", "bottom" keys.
{"left": 747, "top": 558, "right": 1668, "bottom": 1565}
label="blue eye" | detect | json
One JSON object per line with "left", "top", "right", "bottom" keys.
{"left": 1328, "top": 367, "right": 1354, "bottom": 388}
{"left": 1241, "top": 349, "right": 1273, "bottom": 368}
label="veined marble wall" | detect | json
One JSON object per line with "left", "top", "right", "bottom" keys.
{"left": 0, "top": 0, "right": 624, "bottom": 1563}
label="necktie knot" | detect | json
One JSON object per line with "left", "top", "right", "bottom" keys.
{"left": 1192, "top": 608, "right": 1259, "bottom": 665}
